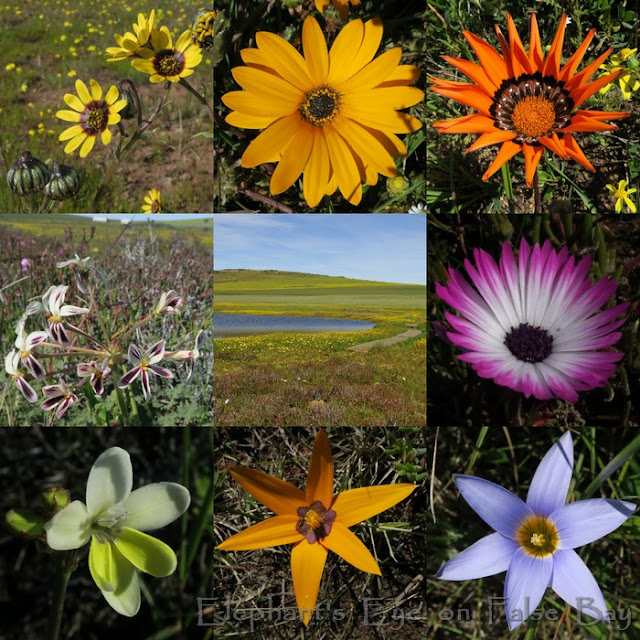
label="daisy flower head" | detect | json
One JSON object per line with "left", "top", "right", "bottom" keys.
{"left": 606, "top": 180, "right": 637, "bottom": 213}
{"left": 142, "top": 188, "right": 162, "bottom": 213}
{"left": 435, "top": 238, "right": 628, "bottom": 402}
{"left": 56, "top": 79, "right": 128, "bottom": 158}
{"left": 131, "top": 27, "right": 203, "bottom": 83}
{"left": 222, "top": 16, "right": 423, "bottom": 208}
{"left": 431, "top": 14, "right": 629, "bottom": 187}
{"left": 105, "top": 10, "right": 157, "bottom": 62}
{"left": 315, "top": 0, "right": 360, "bottom": 19}
{"left": 437, "top": 432, "right": 636, "bottom": 630}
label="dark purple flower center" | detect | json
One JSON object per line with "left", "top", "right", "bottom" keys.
{"left": 505, "top": 323, "right": 553, "bottom": 363}
{"left": 81, "top": 101, "right": 109, "bottom": 134}
{"left": 296, "top": 500, "right": 336, "bottom": 544}
{"left": 154, "top": 49, "right": 185, "bottom": 77}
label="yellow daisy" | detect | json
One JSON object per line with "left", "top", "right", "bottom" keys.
{"left": 222, "top": 16, "right": 423, "bottom": 208}
{"left": 606, "top": 180, "right": 637, "bottom": 213}
{"left": 142, "top": 188, "right": 162, "bottom": 213}
{"left": 56, "top": 79, "right": 128, "bottom": 158}
{"left": 315, "top": 0, "right": 360, "bottom": 19}
{"left": 106, "top": 10, "right": 157, "bottom": 62}
{"left": 131, "top": 27, "right": 203, "bottom": 83}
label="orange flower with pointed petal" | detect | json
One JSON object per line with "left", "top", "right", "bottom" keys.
{"left": 430, "top": 14, "right": 629, "bottom": 187}
{"left": 216, "top": 430, "right": 416, "bottom": 627}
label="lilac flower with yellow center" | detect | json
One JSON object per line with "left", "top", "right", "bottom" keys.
{"left": 435, "top": 238, "right": 628, "bottom": 402}
{"left": 437, "top": 432, "right": 636, "bottom": 630}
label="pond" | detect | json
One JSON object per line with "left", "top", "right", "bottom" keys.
{"left": 214, "top": 313, "right": 375, "bottom": 337}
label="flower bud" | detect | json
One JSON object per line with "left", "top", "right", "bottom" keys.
{"left": 43, "top": 163, "right": 81, "bottom": 201}
{"left": 191, "top": 9, "right": 215, "bottom": 50}
{"left": 6, "top": 508, "right": 46, "bottom": 538}
{"left": 386, "top": 174, "right": 409, "bottom": 196}
{"left": 6, "top": 150, "right": 50, "bottom": 196}
{"left": 42, "top": 486, "right": 71, "bottom": 513}
{"left": 118, "top": 89, "right": 137, "bottom": 120}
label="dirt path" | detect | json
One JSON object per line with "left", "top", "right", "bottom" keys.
{"left": 348, "top": 324, "right": 421, "bottom": 352}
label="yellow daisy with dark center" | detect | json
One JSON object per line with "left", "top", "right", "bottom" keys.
{"left": 142, "top": 188, "right": 162, "bottom": 213}
{"left": 132, "top": 27, "right": 203, "bottom": 83}
{"left": 105, "top": 10, "right": 157, "bottom": 62}
{"left": 222, "top": 16, "right": 423, "bottom": 208}
{"left": 56, "top": 79, "right": 128, "bottom": 158}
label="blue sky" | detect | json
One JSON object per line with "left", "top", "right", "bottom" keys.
{"left": 213, "top": 215, "right": 427, "bottom": 285}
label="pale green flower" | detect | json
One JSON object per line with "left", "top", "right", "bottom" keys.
{"left": 44, "top": 447, "right": 190, "bottom": 616}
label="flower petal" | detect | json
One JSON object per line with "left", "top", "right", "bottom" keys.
{"left": 216, "top": 515, "right": 303, "bottom": 550}
{"left": 551, "top": 549, "right": 609, "bottom": 621}
{"left": 114, "top": 527, "right": 177, "bottom": 577}
{"left": 454, "top": 474, "right": 533, "bottom": 539}
{"left": 526, "top": 431, "right": 573, "bottom": 517}
{"left": 86, "top": 447, "right": 133, "bottom": 517}
{"left": 228, "top": 466, "right": 306, "bottom": 515}
{"left": 305, "top": 430, "right": 334, "bottom": 507}
{"left": 44, "top": 500, "right": 92, "bottom": 550}
{"left": 436, "top": 532, "right": 518, "bottom": 580}
{"left": 321, "top": 521, "right": 381, "bottom": 574}
{"left": 291, "top": 539, "right": 328, "bottom": 627}
{"left": 332, "top": 483, "right": 416, "bottom": 527}
{"left": 122, "top": 482, "right": 191, "bottom": 531}
{"left": 504, "top": 547, "right": 553, "bottom": 630}
{"left": 552, "top": 498, "right": 636, "bottom": 549}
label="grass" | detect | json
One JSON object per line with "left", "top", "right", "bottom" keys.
{"left": 213, "top": 427, "right": 427, "bottom": 638}
{"left": 427, "top": 426, "right": 640, "bottom": 639}
{"left": 213, "top": 0, "right": 426, "bottom": 213}
{"left": 214, "top": 269, "right": 426, "bottom": 426}
{"left": 0, "top": 1, "right": 213, "bottom": 213}
{"left": 0, "top": 215, "right": 213, "bottom": 426}
{"left": 426, "top": 0, "right": 640, "bottom": 213}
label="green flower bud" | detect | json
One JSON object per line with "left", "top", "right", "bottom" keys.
{"left": 6, "top": 508, "right": 45, "bottom": 538}
{"left": 386, "top": 174, "right": 409, "bottom": 196}
{"left": 118, "top": 89, "right": 136, "bottom": 120}
{"left": 191, "top": 8, "right": 214, "bottom": 50}
{"left": 6, "top": 150, "right": 50, "bottom": 196}
{"left": 41, "top": 486, "right": 71, "bottom": 513}
{"left": 627, "top": 54, "right": 639, "bottom": 69}
{"left": 43, "top": 163, "right": 81, "bottom": 201}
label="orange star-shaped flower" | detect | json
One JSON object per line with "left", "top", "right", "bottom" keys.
{"left": 216, "top": 430, "right": 416, "bottom": 626}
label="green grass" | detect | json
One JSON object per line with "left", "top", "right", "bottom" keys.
{"left": 214, "top": 269, "right": 426, "bottom": 426}
{"left": 0, "top": 1, "right": 213, "bottom": 213}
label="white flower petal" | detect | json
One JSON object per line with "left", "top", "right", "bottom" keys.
{"left": 86, "top": 447, "right": 133, "bottom": 517}
{"left": 122, "top": 483, "right": 191, "bottom": 531}
{"left": 44, "top": 500, "right": 92, "bottom": 550}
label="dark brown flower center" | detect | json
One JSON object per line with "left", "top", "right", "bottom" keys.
{"left": 300, "top": 85, "right": 341, "bottom": 127}
{"left": 504, "top": 323, "right": 554, "bottom": 363}
{"left": 82, "top": 102, "right": 109, "bottom": 134}
{"left": 491, "top": 73, "right": 574, "bottom": 144}
{"left": 155, "top": 50, "right": 184, "bottom": 77}
{"left": 296, "top": 500, "right": 336, "bottom": 544}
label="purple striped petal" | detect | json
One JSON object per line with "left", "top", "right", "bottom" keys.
{"left": 119, "top": 366, "right": 141, "bottom": 388}
{"left": 92, "top": 376, "right": 104, "bottom": 396}
{"left": 128, "top": 343, "right": 142, "bottom": 364}
{"left": 16, "top": 378, "right": 38, "bottom": 403}
{"left": 526, "top": 431, "right": 573, "bottom": 517}
{"left": 59, "top": 304, "right": 89, "bottom": 317}
{"left": 504, "top": 547, "right": 553, "bottom": 630}
{"left": 55, "top": 394, "right": 78, "bottom": 419}
{"left": 25, "top": 331, "right": 48, "bottom": 348}
{"left": 147, "top": 364, "right": 173, "bottom": 379}
{"left": 551, "top": 498, "right": 636, "bottom": 550}
{"left": 550, "top": 549, "right": 609, "bottom": 621}
{"left": 41, "top": 397, "right": 62, "bottom": 411}
{"left": 147, "top": 340, "right": 166, "bottom": 364}
{"left": 23, "top": 355, "right": 46, "bottom": 380}
{"left": 453, "top": 475, "right": 534, "bottom": 539}
{"left": 435, "top": 532, "right": 518, "bottom": 580}
{"left": 141, "top": 369, "right": 151, "bottom": 400}
{"left": 42, "top": 385, "right": 63, "bottom": 398}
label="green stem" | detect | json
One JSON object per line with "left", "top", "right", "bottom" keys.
{"left": 111, "top": 365, "right": 131, "bottom": 427}
{"left": 533, "top": 169, "right": 542, "bottom": 213}
{"left": 178, "top": 78, "right": 214, "bottom": 120}
{"left": 47, "top": 552, "right": 74, "bottom": 640}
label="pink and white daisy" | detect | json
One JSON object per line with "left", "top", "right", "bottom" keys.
{"left": 118, "top": 340, "right": 174, "bottom": 400}
{"left": 41, "top": 380, "right": 79, "bottom": 419}
{"left": 435, "top": 238, "right": 628, "bottom": 402}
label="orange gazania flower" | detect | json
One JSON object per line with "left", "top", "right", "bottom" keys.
{"left": 430, "top": 14, "right": 629, "bottom": 187}
{"left": 216, "top": 430, "right": 416, "bottom": 626}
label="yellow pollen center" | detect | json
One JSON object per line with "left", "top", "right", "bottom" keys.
{"left": 159, "top": 54, "right": 180, "bottom": 76}
{"left": 517, "top": 515, "right": 559, "bottom": 557}
{"left": 48, "top": 314, "right": 61, "bottom": 324}
{"left": 511, "top": 96, "right": 556, "bottom": 139}
{"left": 304, "top": 509, "right": 323, "bottom": 530}
{"left": 300, "top": 85, "right": 341, "bottom": 127}
{"left": 86, "top": 107, "right": 106, "bottom": 131}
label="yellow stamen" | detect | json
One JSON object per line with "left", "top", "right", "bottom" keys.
{"left": 517, "top": 515, "right": 559, "bottom": 557}
{"left": 511, "top": 96, "right": 556, "bottom": 139}
{"left": 304, "top": 509, "right": 323, "bottom": 530}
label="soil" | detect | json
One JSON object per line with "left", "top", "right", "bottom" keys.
{"left": 348, "top": 325, "right": 421, "bottom": 352}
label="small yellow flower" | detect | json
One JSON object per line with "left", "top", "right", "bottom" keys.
{"left": 5, "top": 62, "right": 15, "bottom": 71}
{"left": 67, "top": 70, "right": 77, "bottom": 77}
{"left": 142, "top": 188, "right": 162, "bottom": 213}
{"left": 599, "top": 48, "right": 640, "bottom": 100}
{"left": 606, "top": 180, "right": 637, "bottom": 213}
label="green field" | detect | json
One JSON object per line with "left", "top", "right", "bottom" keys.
{"left": 214, "top": 269, "right": 426, "bottom": 427}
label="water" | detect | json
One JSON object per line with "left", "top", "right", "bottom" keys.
{"left": 214, "top": 313, "right": 375, "bottom": 337}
